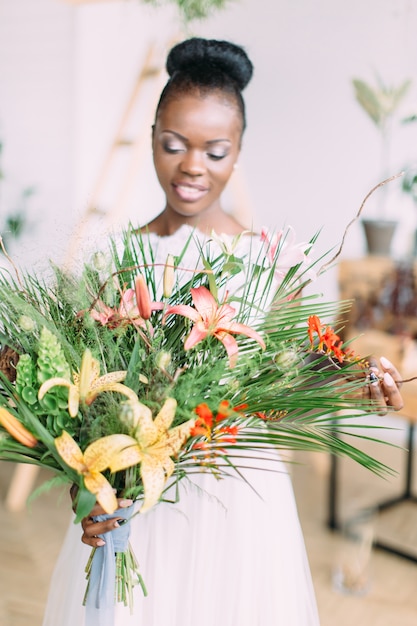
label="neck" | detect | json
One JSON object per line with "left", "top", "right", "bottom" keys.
{"left": 145, "top": 206, "right": 245, "bottom": 237}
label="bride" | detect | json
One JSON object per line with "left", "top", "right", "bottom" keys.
{"left": 42, "top": 37, "right": 403, "bottom": 626}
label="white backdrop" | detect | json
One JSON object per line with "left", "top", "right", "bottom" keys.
{"left": 1, "top": 0, "right": 417, "bottom": 291}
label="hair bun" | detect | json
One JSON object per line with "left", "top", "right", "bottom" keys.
{"left": 166, "top": 38, "right": 253, "bottom": 91}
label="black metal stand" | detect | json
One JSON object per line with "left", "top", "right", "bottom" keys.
{"left": 327, "top": 422, "right": 417, "bottom": 563}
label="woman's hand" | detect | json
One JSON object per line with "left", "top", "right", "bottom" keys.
{"left": 70, "top": 485, "right": 133, "bottom": 548}
{"left": 80, "top": 499, "right": 133, "bottom": 548}
{"left": 367, "top": 356, "right": 404, "bottom": 413}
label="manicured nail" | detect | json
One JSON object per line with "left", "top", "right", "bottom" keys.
{"left": 119, "top": 499, "right": 133, "bottom": 507}
{"left": 380, "top": 356, "right": 393, "bottom": 370}
{"left": 115, "top": 518, "right": 128, "bottom": 527}
{"left": 383, "top": 372, "right": 395, "bottom": 387}
{"left": 96, "top": 539, "right": 105, "bottom": 546}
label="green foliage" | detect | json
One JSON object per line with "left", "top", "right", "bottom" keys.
{"left": 0, "top": 223, "right": 397, "bottom": 521}
{"left": 352, "top": 77, "right": 411, "bottom": 129}
{"left": 352, "top": 75, "right": 413, "bottom": 217}
{"left": 402, "top": 166, "right": 417, "bottom": 203}
{"left": 141, "top": 0, "right": 231, "bottom": 22}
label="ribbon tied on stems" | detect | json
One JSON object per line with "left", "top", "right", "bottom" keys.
{"left": 84, "top": 503, "right": 146, "bottom": 626}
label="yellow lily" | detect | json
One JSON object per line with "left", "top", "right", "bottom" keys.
{"left": 38, "top": 350, "right": 139, "bottom": 417}
{"left": 109, "top": 398, "right": 195, "bottom": 514}
{"left": 0, "top": 407, "right": 37, "bottom": 448}
{"left": 55, "top": 430, "right": 137, "bottom": 514}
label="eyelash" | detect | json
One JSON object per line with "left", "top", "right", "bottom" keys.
{"left": 164, "top": 145, "right": 183, "bottom": 154}
{"left": 208, "top": 153, "right": 226, "bottom": 161}
{"left": 163, "top": 145, "right": 227, "bottom": 161}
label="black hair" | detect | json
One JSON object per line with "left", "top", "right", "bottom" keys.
{"left": 155, "top": 37, "right": 253, "bottom": 132}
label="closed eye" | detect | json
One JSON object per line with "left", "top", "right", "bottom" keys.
{"left": 208, "top": 153, "right": 227, "bottom": 161}
{"left": 164, "top": 144, "right": 185, "bottom": 154}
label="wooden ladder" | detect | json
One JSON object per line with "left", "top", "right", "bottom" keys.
{"left": 63, "top": 38, "right": 174, "bottom": 266}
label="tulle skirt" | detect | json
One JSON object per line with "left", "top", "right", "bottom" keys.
{"left": 42, "top": 452, "right": 320, "bottom": 626}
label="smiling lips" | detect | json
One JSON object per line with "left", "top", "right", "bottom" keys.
{"left": 173, "top": 182, "right": 208, "bottom": 202}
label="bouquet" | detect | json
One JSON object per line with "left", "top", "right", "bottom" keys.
{"left": 0, "top": 223, "right": 390, "bottom": 617}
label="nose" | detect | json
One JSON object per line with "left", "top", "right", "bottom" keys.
{"left": 180, "top": 149, "right": 205, "bottom": 176}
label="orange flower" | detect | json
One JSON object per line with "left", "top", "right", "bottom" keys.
{"left": 190, "top": 422, "right": 211, "bottom": 438}
{"left": 218, "top": 425, "right": 239, "bottom": 444}
{"left": 194, "top": 403, "right": 213, "bottom": 427}
{"left": 322, "top": 326, "right": 341, "bottom": 352}
{"left": 0, "top": 407, "right": 37, "bottom": 448}
{"left": 308, "top": 315, "right": 353, "bottom": 364}
{"left": 190, "top": 404, "right": 212, "bottom": 439}
{"left": 216, "top": 400, "right": 230, "bottom": 421}
{"left": 163, "top": 286, "right": 265, "bottom": 367}
{"left": 192, "top": 440, "right": 209, "bottom": 452}
{"left": 308, "top": 315, "right": 324, "bottom": 350}
{"left": 190, "top": 401, "right": 240, "bottom": 451}
{"left": 134, "top": 275, "right": 152, "bottom": 320}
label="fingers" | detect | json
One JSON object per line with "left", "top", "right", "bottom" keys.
{"left": 367, "top": 369, "right": 390, "bottom": 415}
{"left": 379, "top": 356, "right": 403, "bottom": 390}
{"left": 368, "top": 356, "right": 404, "bottom": 413}
{"left": 380, "top": 370, "right": 404, "bottom": 412}
{"left": 81, "top": 516, "right": 121, "bottom": 547}
{"left": 79, "top": 497, "right": 134, "bottom": 548}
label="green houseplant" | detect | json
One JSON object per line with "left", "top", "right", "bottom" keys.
{"left": 352, "top": 76, "right": 411, "bottom": 255}
{"left": 401, "top": 112, "right": 417, "bottom": 254}
{"left": 401, "top": 112, "right": 417, "bottom": 203}
{"left": 0, "top": 140, "right": 34, "bottom": 254}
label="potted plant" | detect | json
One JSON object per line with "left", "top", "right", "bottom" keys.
{"left": 352, "top": 76, "right": 411, "bottom": 255}
{"left": 399, "top": 112, "right": 417, "bottom": 254}
{"left": 0, "top": 140, "right": 34, "bottom": 255}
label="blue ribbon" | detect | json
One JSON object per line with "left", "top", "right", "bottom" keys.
{"left": 85, "top": 504, "right": 134, "bottom": 626}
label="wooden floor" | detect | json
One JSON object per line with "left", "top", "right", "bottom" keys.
{"left": 1, "top": 416, "right": 417, "bottom": 625}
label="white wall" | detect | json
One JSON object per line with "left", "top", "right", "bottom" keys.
{"left": 0, "top": 0, "right": 75, "bottom": 271}
{"left": 1, "top": 0, "right": 417, "bottom": 283}
{"left": 199, "top": 0, "right": 417, "bottom": 261}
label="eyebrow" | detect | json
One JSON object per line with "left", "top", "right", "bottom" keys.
{"left": 161, "top": 130, "right": 232, "bottom": 145}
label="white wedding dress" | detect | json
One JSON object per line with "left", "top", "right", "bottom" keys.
{"left": 42, "top": 226, "right": 320, "bottom": 626}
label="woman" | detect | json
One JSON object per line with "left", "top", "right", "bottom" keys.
{"left": 42, "top": 37, "right": 403, "bottom": 626}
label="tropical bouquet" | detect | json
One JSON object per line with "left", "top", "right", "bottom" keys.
{"left": 0, "top": 223, "right": 390, "bottom": 615}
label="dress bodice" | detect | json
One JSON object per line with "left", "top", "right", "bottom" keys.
{"left": 137, "top": 224, "right": 275, "bottom": 323}
{"left": 142, "top": 224, "right": 261, "bottom": 265}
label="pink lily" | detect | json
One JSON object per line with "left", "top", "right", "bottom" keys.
{"left": 163, "top": 286, "right": 265, "bottom": 367}
{"left": 89, "top": 288, "right": 163, "bottom": 330}
{"left": 261, "top": 226, "right": 314, "bottom": 282}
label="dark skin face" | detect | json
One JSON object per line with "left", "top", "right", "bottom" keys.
{"left": 146, "top": 90, "right": 245, "bottom": 236}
